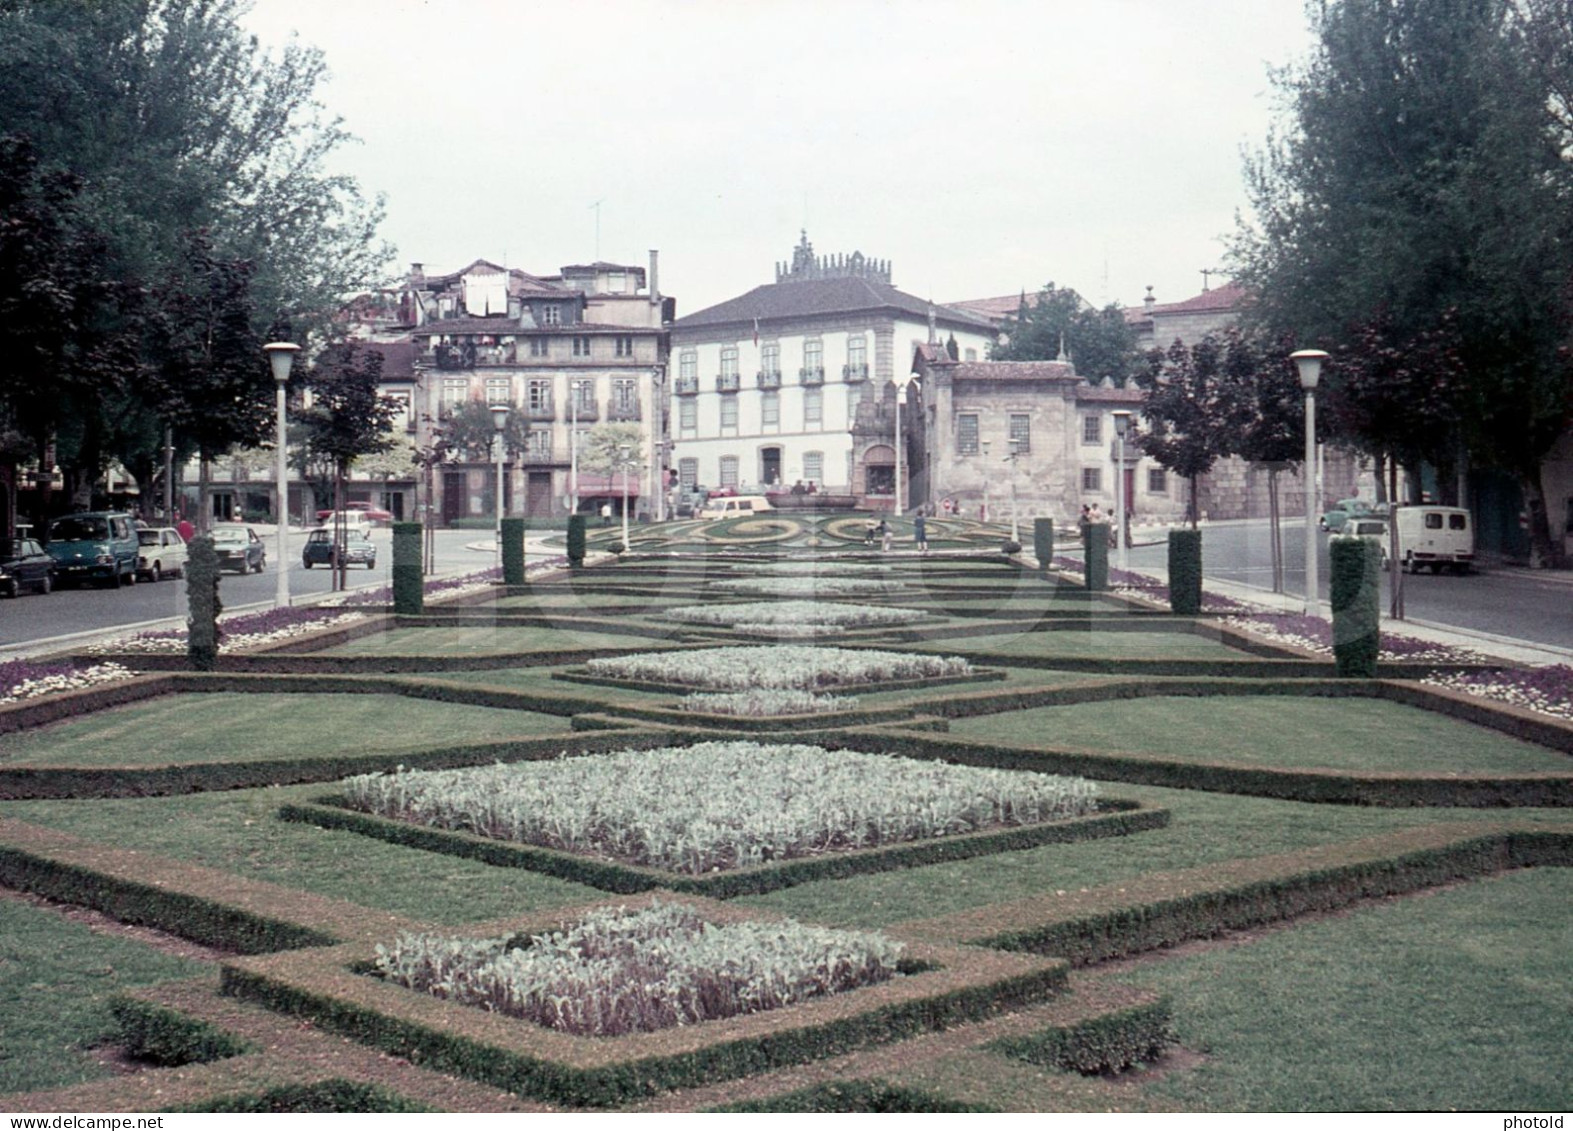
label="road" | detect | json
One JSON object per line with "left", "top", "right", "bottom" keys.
{"left": 0, "top": 528, "right": 508, "bottom": 654}
{"left": 1119, "top": 518, "right": 1573, "bottom": 652}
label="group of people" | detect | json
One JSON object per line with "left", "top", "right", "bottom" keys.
{"left": 862, "top": 513, "right": 929, "bottom": 554}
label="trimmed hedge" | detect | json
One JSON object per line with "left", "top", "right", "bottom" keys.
{"left": 110, "top": 996, "right": 251, "bottom": 1066}
{"left": 1331, "top": 535, "right": 1382, "bottom": 677}
{"left": 992, "top": 997, "right": 1177, "bottom": 1075}
{"left": 164, "top": 1080, "right": 430, "bottom": 1113}
{"left": 1167, "top": 528, "right": 1202, "bottom": 615}
{"left": 279, "top": 796, "right": 1169, "bottom": 900}
{"left": 712, "top": 1079, "right": 996, "bottom": 1112}
{"left": 392, "top": 522, "right": 423, "bottom": 614}
{"left": 186, "top": 535, "right": 221, "bottom": 671}
{"left": 1083, "top": 523, "right": 1109, "bottom": 591}
{"left": 1032, "top": 518, "right": 1054, "bottom": 573}
{"left": 567, "top": 513, "right": 587, "bottom": 567}
{"left": 500, "top": 517, "right": 527, "bottom": 585}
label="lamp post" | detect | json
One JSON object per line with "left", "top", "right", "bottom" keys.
{"left": 490, "top": 404, "right": 509, "bottom": 566}
{"left": 569, "top": 380, "right": 580, "bottom": 518}
{"left": 1112, "top": 410, "right": 1132, "bottom": 575}
{"left": 1006, "top": 437, "right": 1022, "bottom": 545}
{"left": 617, "top": 443, "right": 632, "bottom": 551}
{"left": 263, "top": 342, "right": 299, "bottom": 609}
{"left": 979, "top": 439, "right": 991, "bottom": 524}
{"left": 1291, "top": 350, "right": 1328, "bottom": 619}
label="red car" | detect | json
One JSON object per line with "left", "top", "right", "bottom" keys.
{"left": 315, "top": 500, "right": 393, "bottom": 523}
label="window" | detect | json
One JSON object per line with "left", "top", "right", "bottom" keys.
{"left": 1147, "top": 468, "right": 1168, "bottom": 494}
{"left": 761, "top": 342, "right": 780, "bottom": 376}
{"left": 803, "top": 339, "right": 823, "bottom": 378}
{"left": 803, "top": 387, "right": 822, "bottom": 426}
{"left": 679, "top": 398, "right": 697, "bottom": 435}
{"left": 611, "top": 378, "right": 637, "bottom": 414}
{"left": 847, "top": 334, "right": 866, "bottom": 375}
{"left": 525, "top": 428, "right": 552, "bottom": 460}
{"left": 1425, "top": 513, "right": 1443, "bottom": 530}
{"left": 1448, "top": 513, "right": 1467, "bottom": 530}
{"left": 615, "top": 335, "right": 634, "bottom": 357}
{"left": 720, "top": 394, "right": 739, "bottom": 431}
{"left": 441, "top": 378, "right": 468, "bottom": 407}
{"left": 527, "top": 379, "right": 552, "bottom": 414}
{"left": 1082, "top": 467, "right": 1102, "bottom": 492}
{"left": 570, "top": 378, "right": 595, "bottom": 416}
{"left": 572, "top": 335, "right": 592, "bottom": 358}
{"left": 529, "top": 337, "right": 550, "bottom": 358}
{"left": 385, "top": 390, "right": 413, "bottom": 430}
{"left": 678, "top": 458, "right": 698, "bottom": 489}
{"left": 761, "top": 391, "right": 780, "bottom": 428}
{"left": 541, "top": 304, "right": 560, "bottom": 326}
{"left": 957, "top": 413, "right": 979, "bottom": 455}
{"left": 680, "top": 350, "right": 697, "bottom": 381}
{"left": 485, "top": 377, "right": 511, "bottom": 406}
{"left": 1082, "top": 414, "right": 1102, "bottom": 444}
{"left": 1009, "top": 414, "right": 1031, "bottom": 454}
{"left": 719, "top": 456, "right": 739, "bottom": 488}
{"left": 720, "top": 345, "right": 739, "bottom": 377}
{"left": 803, "top": 451, "right": 823, "bottom": 484}
{"left": 964, "top": 348, "right": 977, "bottom": 361}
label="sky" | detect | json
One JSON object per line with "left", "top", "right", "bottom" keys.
{"left": 239, "top": 0, "right": 1316, "bottom": 317}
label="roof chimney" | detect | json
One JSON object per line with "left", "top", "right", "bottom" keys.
{"left": 1143, "top": 285, "right": 1155, "bottom": 312}
{"left": 649, "top": 250, "right": 660, "bottom": 307}
{"left": 410, "top": 263, "right": 425, "bottom": 282}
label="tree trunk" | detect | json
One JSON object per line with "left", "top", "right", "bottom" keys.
{"left": 1521, "top": 472, "right": 1563, "bottom": 569}
{"left": 198, "top": 455, "right": 212, "bottom": 533}
{"left": 1188, "top": 474, "right": 1200, "bottom": 528}
{"left": 1268, "top": 466, "right": 1283, "bottom": 593}
{"left": 334, "top": 463, "right": 347, "bottom": 591}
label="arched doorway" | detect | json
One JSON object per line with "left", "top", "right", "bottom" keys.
{"left": 863, "top": 444, "right": 895, "bottom": 498}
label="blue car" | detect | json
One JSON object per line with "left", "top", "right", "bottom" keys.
{"left": 46, "top": 512, "right": 140, "bottom": 588}
{"left": 302, "top": 527, "right": 377, "bottom": 569}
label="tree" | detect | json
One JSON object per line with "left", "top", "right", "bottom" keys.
{"left": 577, "top": 423, "right": 644, "bottom": 473}
{"left": 992, "top": 283, "right": 1141, "bottom": 383}
{"left": 440, "top": 400, "right": 531, "bottom": 463}
{"left": 1133, "top": 336, "right": 1248, "bottom": 526}
{"left": 1233, "top": 0, "right": 1573, "bottom": 564}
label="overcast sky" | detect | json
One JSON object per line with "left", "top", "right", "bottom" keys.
{"left": 240, "top": 0, "right": 1315, "bottom": 317}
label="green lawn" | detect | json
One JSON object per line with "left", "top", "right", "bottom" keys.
{"left": 948, "top": 695, "right": 1573, "bottom": 773}
{"left": 0, "top": 898, "right": 210, "bottom": 1094}
{"left": 0, "top": 693, "right": 570, "bottom": 767}
{"left": 320, "top": 626, "right": 659, "bottom": 655}
{"left": 912, "top": 630, "right": 1249, "bottom": 660}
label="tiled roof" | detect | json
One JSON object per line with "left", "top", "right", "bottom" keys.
{"left": 952, "top": 360, "right": 1078, "bottom": 382}
{"left": 675, "top": 276, "right": 996, "bottom": 333}
{"left": 1076, "top": 383, "right": 1144, "bottom": 404}
{"left": 945, "top": 293, "right": 1031, "bottom": 322}
{"left": 412, "top": 317, "right": 657, "bottom": 336}
{"left": 360, "top": 339, "right": 417, "bottom": 380}
{"left": 1124, "top": 281, "right": 1249, "bottom": 322}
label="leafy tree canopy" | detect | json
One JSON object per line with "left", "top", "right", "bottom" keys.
{"left": 992, "top": 283, "right": 1141, "bottom": 384}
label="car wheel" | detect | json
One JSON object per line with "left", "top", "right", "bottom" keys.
{"left": 256, "top": 556, "right": 265, "bottom": 573}
{"left": 36, "top": 573, "right": 52, "bottom": 595}
{"left": 124, "top": 565, "right": 136, "bottom": 586}
{"left": 303, "top": 558, "right": 312, "bottom": 569}
{"left": 1, "top": 579, "right": 16, "bottom": 599}
{"left": 149, "top": 562, "right": 162, "bottom": 583}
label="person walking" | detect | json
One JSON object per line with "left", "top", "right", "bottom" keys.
{"left": 878, "top": 517, "right": 892, "bottom": 553}
{"left": 914, "top": 513, "right": 928, "bottom": 555}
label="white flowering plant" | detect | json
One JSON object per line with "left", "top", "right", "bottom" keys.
{"left": 342, "top": 740, "right": 1098, "bottom": 874}
{"left": 0, "top": 660, "right": 137, "bottom": 704}
{"left": 662, "top": 600, "right": 928, "bottom": 630}
{"left": 584, "top": 645, "right": 972, "bottom": 690}
{"left": 374, "top": 900, "right": 906, "bottom": 1037}
{"left": 711, "top": 577, "right": 906, "bottom": 597}
{"left": 678, "top": 690, "right": 859, "bottom": 716}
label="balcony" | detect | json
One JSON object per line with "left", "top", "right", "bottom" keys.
{"left": 675, "top": 375, "right": 699, "bottom": 396}
{"left": 757, "top": 369, "right": 782, "bottom": 389}
{"left": 799, "top": 366, "right": 825, "bottom": 386}
{"left": 525, "top": 401, "right": 555, "bottom": 422}
{"left": 566, "top": 399, "right": 599, "bottom": 423}
{"left": 843, "top": 363, "right": 869, "bottom": 382}
{"left": 608, "top": 401, "right": 642, "bottom": 422}
{"left": 716, "top": 372, "right": 741, "bottom": 393}
{"left": 520, "top": 445, "right": 555, "bottom": 465}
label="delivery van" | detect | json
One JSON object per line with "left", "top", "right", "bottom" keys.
{"left": 1394, "top": 506, "right": 1473, "bottom": 574}
{"left": 696, "top": 495, "right": 774, "bottom": 520}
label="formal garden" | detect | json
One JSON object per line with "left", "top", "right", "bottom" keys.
{"left": 0, "top": 513, "right": 1569, "bottom": 1112}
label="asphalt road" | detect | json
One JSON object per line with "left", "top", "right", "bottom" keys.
{"left": 0, "top": 527, "right": 506, "bottom": 653}
{"left": 1121, "top": 518, "right": 1573, "bottom": 652}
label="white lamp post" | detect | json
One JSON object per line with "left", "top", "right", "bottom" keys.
{"left": 490, "top": 404, "right": 509, "bottom": 565}
{"left": 1006, "top": 437, "right": 1022, "bottom": 545}
{"left": 1112, "top": 410, "right": 1132, "bottom": 575}
{"left": 263, "top": 342, "right": 299, "bottom": 609}
{"left": 1291, "top": 350, "right": 1328, "bottom": 619}
{"left": 569, "top": 380, "right": 580, "bottom": 517}
{"left": 617, "top": 443, "right": 632, "bottom": 551}
{"left": 980, "top": 439, "right": 991, "bottom": 524}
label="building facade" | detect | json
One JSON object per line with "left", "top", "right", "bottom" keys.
{"left": 668, "top": 233, "right": 995, "bottom": 504}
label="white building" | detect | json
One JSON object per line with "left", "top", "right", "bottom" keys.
{"left": 668, "top": 233, "right": 995, "bottom": 503}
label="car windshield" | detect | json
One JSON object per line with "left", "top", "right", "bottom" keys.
{"left": 51, "top": 517, "right": 109, "bottom": 541}
{"left": 138, "top": 531, "right": 161, "bottom": 546}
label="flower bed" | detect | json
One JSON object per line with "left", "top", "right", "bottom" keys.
{"left": 1223, "top": 613, "right": 1488, "bottom": 664}
{"left": 0, "top": 659, "right": 137, "bottom": 704}
{"left": 340, "top": 740, "right": 1098, "bottom": 874}
{"left": 678, "top": 690, "right": 858, "bottom": 716}
{"left": 662, "top": 600, "right": 928, "bottom": 632}
{"left": 711, "top": 577, "right": 905, "bottom": 597}
{"left": 738, "top": 562, "right": 888, "bottom": 576}
{"left": 374, "top": 900, "right": 905, "bottom": 1037}
{"left": 1422, "top": 665, "right": 1573, "bottom": 723}
{"left": 583, "top": 645, "right": 972, "bottom": 690}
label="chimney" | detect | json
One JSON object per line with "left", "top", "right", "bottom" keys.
{"left": 648, "top": 250, "right": 660, "bottom": 306}
{"left": 410, "top": 262, "right": 425, "bottom": 282}
{"left": 1143, "top": 285, "right": 1155, "bottom": 313}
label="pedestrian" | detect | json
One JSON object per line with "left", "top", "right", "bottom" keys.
{"left": 879, "top": 517, "right": 893, "bottom": 553}
{"left": 979, "top": 502, "right": 988, "bottom": 523}
{"left": 600, "top": 502, "right": 612, "bottom": 526}
{"left": 864, "top": 519, "right": 877, "bottom": 546}
{"left": 914, "top": 513, "right": 928, "bottom": 554}
{"left": 176, "top": 517, "right": 195, "bottom": 542}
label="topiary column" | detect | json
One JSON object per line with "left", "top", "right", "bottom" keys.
{"left": 1330, "top": 535, "right": 1382, "bottom": 677}
{"left": 567, "top": 513, "right": 587, "bottom": 569}
{"left": 185, "top": 535, "right": 221, "bottom": 671}
{"left": 1084, "top": 522, "right": 1109, "bottom": 591}
{"left": 1168, "top": 528, "right": 1203, "bottom": 614}
{"left": 1033, "top": 518, "right": 1054, "bottom": 575}
{"left": 500, "top": 517, "right": 527, "bottom": 585}
{"left": 392, "top": 522, "right": 423, "bottom": 615}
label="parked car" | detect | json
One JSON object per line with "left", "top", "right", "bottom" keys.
{"left": 316, "top": 501, "right": 392, "bottom": 523}
{"left": 1319, "top": 498, "right": 1376, "bottom": 533}
{"left": 696, "top": 494, "right": 774, "bottom": 520}
{"left": 1340, "top": 516, "right": 1392, "bottom": 569}
{"left": 1394, "top": 506, "right": 1474, "bottom": 574}
{"left": 209, "top": 524, "right": 266, "bottom": 573}
{"left": 674, "top": 487, "right": 711, "bottom": 519}
{"left": 315, "top": 510, "right": 375, "bottom": 533}
{"left": 302, "top": 527, "right": 377, "bottom": 569}
{"left": 135, "top": 527, "right": 188, "bottom": 581}
{"left": 46, "top": 511, "right": 140, "bottom": 588}
{"left": 0, "top": 537, "right": 55, "bottom": 596}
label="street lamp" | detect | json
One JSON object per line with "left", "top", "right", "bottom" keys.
{"left": 1291, "top": 349, "right": 1328, "bottom": 619}
{"left": 569, "top": 379, "right": 580, "bottom": 518}
{"left": 263, "top": 341, "right": 299, "bottom": 609}
{"left": 979, "top": 439, "right": 991, "bottom": 524}
{"left": 1005, "top": 437, "right": 1023, "bottom": 545}
{"left": 490, "top": 404, "right": 509, "bottom": 565}
{"left": 1112, "top": 410, "right": 1132, "bottom": 575}
{"left": 617, "top": 443, "right": 632, "bottom": 551}
{"left": 892, "top": 373, "right": 919, "bottom": 515}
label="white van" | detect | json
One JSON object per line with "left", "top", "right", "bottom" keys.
{"left": 1394, "top": 506, "right": 1473, "bottom": 574}
{"left": 696, "top": 495, "right": 774, "bottom": 520}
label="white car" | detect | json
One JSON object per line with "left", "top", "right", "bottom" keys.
{"left": 135, "top": 527, "right": 188, "bottom": 581}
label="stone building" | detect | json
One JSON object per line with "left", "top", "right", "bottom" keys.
{"left": 668, "top": 233, "right": 995, "bottom": 503}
